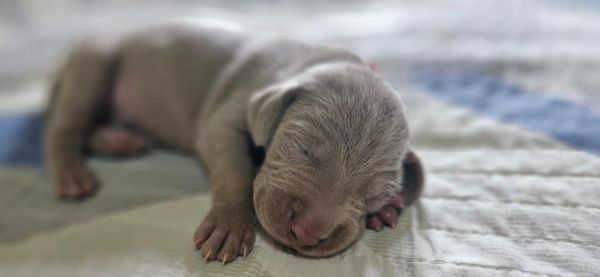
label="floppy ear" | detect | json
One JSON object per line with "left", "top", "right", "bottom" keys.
{"left": 400, "top": 149, "right": 425, "bottom": 206}
{"left": 247, "top": 80, "right": 303, "bottom": 147}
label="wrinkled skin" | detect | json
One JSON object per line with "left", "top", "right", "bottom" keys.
{"left": 250, "top": 68, "right": 424, "bottom": 256}
{"left": 45, "top": 21, "right": 424, "bottom": 264}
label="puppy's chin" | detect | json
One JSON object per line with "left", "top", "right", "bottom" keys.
{"left": 253, "top": 187, "right": 363, "bottom": 258}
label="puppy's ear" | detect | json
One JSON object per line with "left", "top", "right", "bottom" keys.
{"left": 401, "top": 149, "right": 425, "bottom": 206}
{"left": 247, "top": 80, "right": 303, "bottom": 147}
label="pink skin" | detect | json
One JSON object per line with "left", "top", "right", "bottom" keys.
{"left": 366, "top": 193, "right": 405, "bottom": 231}
{"left": 290, "top": 222, "right": 320, "bottom": 246}
{"left": 91, "top": 127, "right": 153, "bottom": 157}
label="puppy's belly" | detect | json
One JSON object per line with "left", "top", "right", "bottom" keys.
{"left": 111, "top": 73, "right": 196, "bottom": 150}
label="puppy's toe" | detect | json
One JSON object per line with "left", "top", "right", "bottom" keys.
{"left": 377, "top": 205, "right": 398, "bottom": 228}
{"left": 194, "top": 220, "right": 215, "bottom": 249}
{"left": 217, "top": 232, "right": 243, "bottom": 264}
{"left": 366, "top": 214, "right": 383, "bottom": 231}
{"left": 238, "top": 230, "right": 255, "bottom": 258}
{"left": 200, "top": 229, "right": 227, "bottom": 261}
{"left": 59, "top": 181, "right": 79, "bottom": 198}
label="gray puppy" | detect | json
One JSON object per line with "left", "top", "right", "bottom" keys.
{"left": 45, "top": 21, "right": 424, "bottom": 263}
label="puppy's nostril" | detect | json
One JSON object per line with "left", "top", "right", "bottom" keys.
{"left": 287, "top": 228, "right": 298, "bottom": 245}
{"left": 290, "top": 230, "right": 298, "bottom": 241}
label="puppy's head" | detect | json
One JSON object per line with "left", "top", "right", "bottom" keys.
{"left": 248, "top": 63, "right": 423, "bottom": 257}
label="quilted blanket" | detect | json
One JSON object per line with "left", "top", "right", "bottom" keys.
{"left": 2, "top": 150, "right": 600, "bottom": 277}
{"left": 1, "top": 0, "right": 599, "bottom": 276}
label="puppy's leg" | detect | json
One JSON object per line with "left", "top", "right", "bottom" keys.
{"left": 89, "top": 126, "right": 153, "bottom": 157}
{"left": 45, "top": 43, "right": 116, "bottom": 200}
{"left": 193, "top": 122, "right": 255, "bottom": 264}
{"left": 367, "top": 150, "right": 424, "bottom": 231}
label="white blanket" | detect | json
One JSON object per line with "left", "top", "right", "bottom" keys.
{"left": 2, "top": 149, "right": 599, "bottom": 276}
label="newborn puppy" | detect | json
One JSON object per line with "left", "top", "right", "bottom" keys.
{"left": 45, "top": 21, "right": 424, "bottom": 263}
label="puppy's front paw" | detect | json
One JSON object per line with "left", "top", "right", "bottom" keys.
{"left": 54, "top": 166, "right": 99, "bottom": 200}
{"left": 366, "top": 193, "right": 404, "bottom": 231}
{"left": 193, "top": 208, "right": 255, "bottom": 264}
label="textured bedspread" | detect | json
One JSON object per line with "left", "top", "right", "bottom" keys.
{"left": 2, "top": 150, "right": 599, "bottom": 276}
{"left": 1, "top": 0, "right": 599, "bottom": 276}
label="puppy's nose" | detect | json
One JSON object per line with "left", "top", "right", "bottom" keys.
{"left": 290, "top": 222, "right": 320, "bottom": 246}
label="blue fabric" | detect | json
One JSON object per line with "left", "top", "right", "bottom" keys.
{"left": 414, "top": 69, "right": 600, "bottom": 155}
{"left": 1, "top": 69, "right": 599, "bottom": 166}
{"left": 0, "top": 112, "right": 44, "bottom": 166}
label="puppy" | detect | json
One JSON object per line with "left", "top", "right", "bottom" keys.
{"left": 45, "top": 21, "right": 424, "bottom": 263}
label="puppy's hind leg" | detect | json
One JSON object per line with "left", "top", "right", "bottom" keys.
{"left": 45, "top": 42, "right": 117, "bottom": 200}
{"left": 89, "top": 125, "right": 154, "bottom": 158}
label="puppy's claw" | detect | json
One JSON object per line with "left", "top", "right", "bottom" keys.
{"left": 243, "top": 246, "right": 248, "bottom": 259}
{"left": 204, "top": 250, "right": 212, "bottom": 262}
{"left": 222, "top": 254, "right": 228, "bottom": 265}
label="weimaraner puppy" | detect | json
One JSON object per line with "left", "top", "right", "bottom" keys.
{"left": 45, "top": 21, "right": 424, "bottom": 264}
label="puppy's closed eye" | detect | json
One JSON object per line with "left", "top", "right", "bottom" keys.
{"left": 293, "top": 139, "right": 326, "bottom": 164}
{"left": 300, "top": 147, "right": 310, "bottom": 158}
